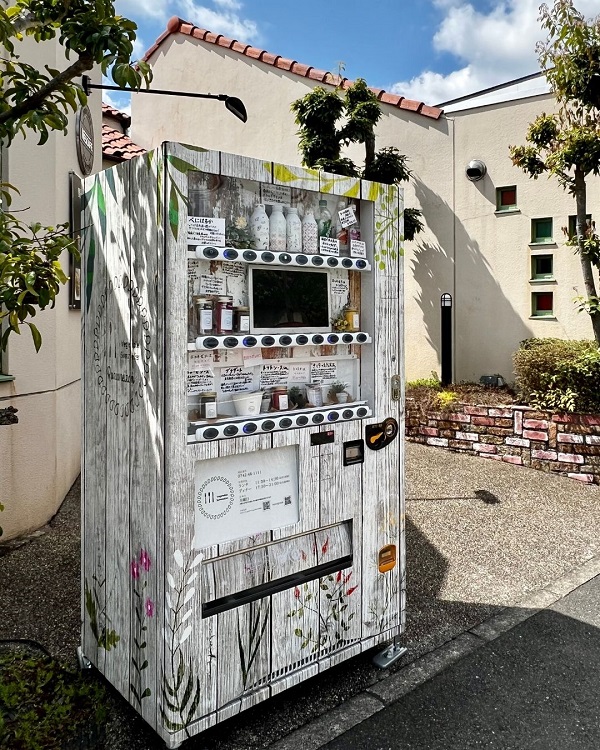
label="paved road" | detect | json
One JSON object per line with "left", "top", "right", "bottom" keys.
{"left": 324, "top": 574, "right": 600, "bottom": 750}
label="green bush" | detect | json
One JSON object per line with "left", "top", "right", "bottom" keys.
{"left": 0, "top": 650, "right": 106, "bottom": 749}
{"left": 513, "top": 338, "right": 600, "bottom": 413}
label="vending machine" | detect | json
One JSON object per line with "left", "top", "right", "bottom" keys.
{"left": 80, "top": 143, "right": 405, "bottom": 747}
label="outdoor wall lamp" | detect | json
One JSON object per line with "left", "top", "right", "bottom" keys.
{"left": 81, "top": 75, "right": 248, "bottom": 123}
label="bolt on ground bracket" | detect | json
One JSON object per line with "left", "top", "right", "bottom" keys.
{"left": 77, "top": 646, "right": 92, "bottom": 670}
{"left": 372, "top": 642, "right": 407, "bottom": 669}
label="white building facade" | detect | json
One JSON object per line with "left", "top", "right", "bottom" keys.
{"left": 132, "top": 18, "right": 596, "bottom": 384}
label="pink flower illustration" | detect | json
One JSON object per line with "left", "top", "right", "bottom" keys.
{"left": 130, "top": 560, "right": 140, "bottom": 580}
{"left": 321, "top": 537, "right": 329, "bottom": 555}
{"left": 346, "top": 585, "right": 358, "bottom": 596}
{"left": 344, "top": 571, "right": 353, "bottom": 584}
{"left": 294, "top": 587, "right": 300, "bottom": 599}
{"left": 139, "top": 548, "right": 151, "bottom": 572}
{"left": 336, "top": 570, "right": 342, "bottom": 583}
{"left": 145, "top": 597, "right": 154, "bottom": 617}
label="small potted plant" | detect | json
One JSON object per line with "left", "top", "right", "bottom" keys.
{"left": 328, "top": 380, "right": 350, "bottom": 403}
{"left": 288, "top": 385, "right": 307, "bottom": 409}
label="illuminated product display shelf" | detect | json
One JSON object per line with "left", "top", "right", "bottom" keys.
{"left": 187, "top": 331, "right": 371, "bottom": 351}
{"left": 187, "top": 246, "right": 371, "bottom": 271}
{"left": 187, "top": 402, "right": 372, "bottom": 443}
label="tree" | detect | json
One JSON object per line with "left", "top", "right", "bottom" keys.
{"left": 291, "top": 78, "right": 424, "bottom": 241}
{"left": 510, "top": 0, "right": 600, "bottom": 345}
{"left": 0, "top": 0, "right": 151, "bottom": 352}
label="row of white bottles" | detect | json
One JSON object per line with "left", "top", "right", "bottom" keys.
{"left": 250, "top": 204, "right": 319, "bottom": 254}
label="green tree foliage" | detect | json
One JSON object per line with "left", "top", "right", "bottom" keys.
{"left": 0, "top": 0, "right": 151, "bottom": 352}
{"left": 291, "top": 78, "right": 423, "bottom": 241}
{"left": 510, "top": 0, "right": 600, "bottom": 344}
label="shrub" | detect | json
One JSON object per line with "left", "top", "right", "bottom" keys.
{"left": 0, "top": 650, "right": 106, "bottom": 750}
{"left": 513, "top": 338, "right": 600, "bottom": 413}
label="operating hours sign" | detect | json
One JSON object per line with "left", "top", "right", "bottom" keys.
{"left": 194, "top": 445, "right": 299, "bottom": 547}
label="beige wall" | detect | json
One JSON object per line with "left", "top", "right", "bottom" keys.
{"left": 132, "top": 34, "right": 599, "bottom": 384}
{"left": 0, "top": 34, "right": 102, "bottom": 539}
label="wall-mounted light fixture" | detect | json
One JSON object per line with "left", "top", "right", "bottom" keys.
{"left": 81, "top": 75, "right": 248, "bottom": 123}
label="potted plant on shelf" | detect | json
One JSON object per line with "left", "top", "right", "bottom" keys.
{"left": 288, "top": 386, "right": 307, "bottom": 409}
{"left": 328, "top": 380, "right": 350, "bottom": 403}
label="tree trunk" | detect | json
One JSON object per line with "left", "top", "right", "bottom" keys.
{"left": 364, "top": 133, "right": 375, "bottom": 172}
{"left": 574, "top": 167, "right": 600, "bottom": 345}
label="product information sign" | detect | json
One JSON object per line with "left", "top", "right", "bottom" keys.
{"left": 194, "top": 446, "right": 300, "bottom": 547}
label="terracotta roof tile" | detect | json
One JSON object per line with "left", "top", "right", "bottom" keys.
{"left": 102, "top": 123, "right": 146, "bottom": 161}
{"left": 142, "top": 17, "right": 443, "bottom": 120}
{"left": 101, "top": 102, "right": 131, "bottom": 128}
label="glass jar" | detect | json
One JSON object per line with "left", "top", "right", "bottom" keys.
{"left": 234, "top": 305, "right": 250, "bottom": 333}
{"left": 214, "top": 296, "right": 233, "bottom": 334}
{"left": 344, "top": 306, "right": 359, "bottom": 332}
{"left": 200, "top": 391, "right": 217, "bottom": 420}
{"left": 272, "top": 386, "right": 289, "bottom": 411}
{"left": 195, "top": 297, "right": 214, "bottom": 336}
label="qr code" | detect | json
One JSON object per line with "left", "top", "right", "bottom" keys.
{"left": 263, "top": 501, "right": 271, "bottom": 510}
{"left": 284, "top": 496, "right": 291, "bottom": 506}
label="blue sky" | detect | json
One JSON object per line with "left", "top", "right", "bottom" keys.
{"left": 109, "top": 0, "right": 600, "bottom": 112}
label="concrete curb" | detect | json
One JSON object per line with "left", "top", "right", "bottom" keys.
{"left": 268, "top": 554, "right": 600, "bottom": 750}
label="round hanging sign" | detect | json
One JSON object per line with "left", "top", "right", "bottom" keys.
{"left": 76, "top": 105, "right": 94, "bottom": 176}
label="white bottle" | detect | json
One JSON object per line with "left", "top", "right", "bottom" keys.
{"left": 250, "top": 203, "right": 269, "bottom": 250}
{"left": 286, "top": 207, "right": 302, "bottom": 253}
{"left": 301, "top": 208, "right": 318, "bottom": 254}
{"left": 269, "top": 203, "right": 286, "bottom": 252}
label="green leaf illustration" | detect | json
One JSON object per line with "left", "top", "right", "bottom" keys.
{"left": 167, "top": 154, "right": 197, "bottom": 175}
{"left": 168, "top": 181, "right": 179, "bottom": 241}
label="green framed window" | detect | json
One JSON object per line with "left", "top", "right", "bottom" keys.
{"left": 496, "top": 186, "right": 517, "bottom": 211}
{"left": 532, "top": 291, "right": 554, "bottom": 317}
{"left": 531, "top": 217, "right": 553, "bottom": 244}
{"left": 531, "top": 255, "right": 554, "bottom": 280}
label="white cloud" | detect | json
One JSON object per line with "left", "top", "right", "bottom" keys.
{"left": 115, "top": 0, "right": 170, "bottom": 22}
{"left": 102, "top": 89, "right": 132, "bottom": 118}
{"left": 392, "top": 0, "right": 600, "bottom": 105}
{"left": 177, "top": 0, "right": 261, "bottom": 42}
{"left": 213, "top": 0, "right": 242, "bottom": 9}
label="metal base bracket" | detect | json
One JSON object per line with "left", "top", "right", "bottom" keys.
{"left": 77, "top": 645, "right": 92, "bottom": 670}
{"left": 372, "top": 642, "right": 407, "bottom": 669}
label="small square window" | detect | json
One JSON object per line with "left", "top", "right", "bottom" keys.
{"left": 532, "top": 292, "right": 554, "bottom": 317}
{"left": 568, "top": 214, "right": 593, "bottom": 239}
{"left": 531, "top": 255, "right": 553, "bottom": 280}
{"left": 531, "top": 218, "right": 553, "bottom": 244}
{"left": 496, "top": 186, "right": 517, "bottom": 211}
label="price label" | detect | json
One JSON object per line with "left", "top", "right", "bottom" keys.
{"left": 350, "top": 239, "right": 367, "bottom": 258}
{"left": 338, "top": 206, "right": 357, "bottom": 228}
{"left": 188, "top": 216, "right": 226, "bottom": 246}
{"left": 320, "top": 237, "right": 339, "bottom": 256}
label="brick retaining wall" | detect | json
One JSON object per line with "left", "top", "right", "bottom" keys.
{"left": 406, "top": 402, "right": 600, "bottom": 485}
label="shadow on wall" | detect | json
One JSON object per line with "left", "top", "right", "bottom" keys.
{"left": 411, "top": 176, "right": 533, "bottom": 383}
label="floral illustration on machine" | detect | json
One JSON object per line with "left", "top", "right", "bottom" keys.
{"left": 161, "top": 549, "right": 203, "bottom": 735}
{"left": 130, "top": 547, "right": 154, "bottom": 705}
{"left": 84, "top": 575, "right": 120, "bottom": 651}
{"left": 287, "top": 537, "right": 358, "bottom": 653}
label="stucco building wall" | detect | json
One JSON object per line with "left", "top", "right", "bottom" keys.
{"left": 131, "top": 27, "right": 598, "bottom": 385}
{"left": 0, "top": 34, "right": 102, "bottom": 540}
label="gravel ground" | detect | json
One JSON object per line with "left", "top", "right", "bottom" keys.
{"left": 1, "top": 442, "right": 599, "bottom": 749}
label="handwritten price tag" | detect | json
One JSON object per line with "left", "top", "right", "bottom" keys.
{"left": 319, "top": 237, "right": 339, "bottom": 256}
{"left": 350, "top": 239, "right": 367, "bottom": 258}
{"left": 338, "top": 206, "right": 357, "bottom": 228}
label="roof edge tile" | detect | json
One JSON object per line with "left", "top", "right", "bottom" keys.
{"left": 142, "top": 19, "right": 443, "bottom": 120}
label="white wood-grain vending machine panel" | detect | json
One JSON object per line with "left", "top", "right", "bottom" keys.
{"left": 81, "top": 144, "right": 405, "bottom": 748}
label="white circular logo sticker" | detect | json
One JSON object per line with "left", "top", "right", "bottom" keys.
{"left": 196, "top": 476, "right": 235, "bottom": 520}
